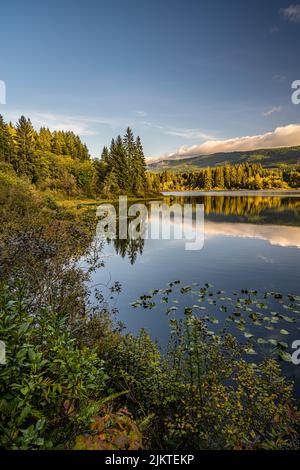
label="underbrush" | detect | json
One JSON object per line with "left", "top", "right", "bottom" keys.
{"left": 0, "top": 183, "right": 299, "bottom": 450}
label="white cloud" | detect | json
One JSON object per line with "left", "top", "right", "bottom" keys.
{"left": 164, "top": 128, "right": 214, "bottom": 139}
{"left": 151, "top": 123, "right": 300, "bottom": 161}
{"left": 3, "top": 110, "right": 129, "bottom": 137}
{"left": 263, "top": 106, "right": 282, "bottom": 117}
{"left": 280, "top": 4, "right": 300, "bottom": 23}
{"left": 142, "top": 121, "right": 214, "bottom": 140}
{"left": 5, "top": 111, "right": 99, "bottom": 136}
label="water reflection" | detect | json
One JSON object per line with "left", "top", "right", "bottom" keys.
{"left": 101, "top": 195, "right": 300, "bottom": 263}
{"left": 205, "top": 221, "right": 300, "bottom": 249}
{"left": 92, "top": 193, "right": 300, "bottom": 367}
{"left": 165, "top": 195, "right": 300, "bottom": 223}
{"left": 107, "top": 237, "right": 145, "bottom": 265}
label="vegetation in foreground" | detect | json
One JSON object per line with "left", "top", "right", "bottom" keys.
{"left": 0, "top": 180, "right": 300, "bottom": 450}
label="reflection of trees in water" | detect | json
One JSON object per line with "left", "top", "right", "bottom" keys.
{"left": 107, "top": 237, "right": 145, "bottom": 265}
{"left": 165, "top": 195, "right": 300, "bottom": 218}
{"left": 104, "top": 196, "right": 300, "bottom": 264}
{"left": 103, "top": 207, "right": 146, "bottom": 264}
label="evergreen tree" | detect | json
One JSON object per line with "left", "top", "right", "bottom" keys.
{"left": 0, "top": 115, "right": 11, "bottom": 163}
{"left": 101, "top": 145, "right": 110, "bottom": 164}
{"left": 113, "top": 135, "right": 130, "bottom": 192}
{"left": 134, "top": 135, "right": 147, "bottom": 194}
{"left": 37, "top": 127, "right": 52, "bottom": 152}
{"left": 51, "top": 131, "right": 64, "bottom": 155}
{"left": 123, "top": 127, "right": 136, "bottom": 191}
{"left": 15, "top": 116, "right": 36, "bottom": 176}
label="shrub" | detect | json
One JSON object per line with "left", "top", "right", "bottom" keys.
{"left": 74, "top": 408, "right": 143, "bottom": 450}
{"left": 0, "top": 288, "right": 107, "bottom": 449}
{"left": 102, "top": 314, "right": 300, "bottom": 450}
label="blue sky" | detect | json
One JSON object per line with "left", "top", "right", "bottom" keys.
{"left": 0, "top": 0, "right": 300, "bottom": 159}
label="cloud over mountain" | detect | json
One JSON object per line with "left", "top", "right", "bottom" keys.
{"left": 151, "top": 124, "right": 300, "bottom": 162}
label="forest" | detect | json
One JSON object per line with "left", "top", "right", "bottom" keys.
{"left": 148, "top": 164, "right": 300, "bottom": 192}
{"left": 1, "top": 115, "right": 300, "bottom": 202}
{"left": 0, "top": 115, "right": 148, "bottom": 198}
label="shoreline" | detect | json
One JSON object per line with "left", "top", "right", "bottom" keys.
{"left": 54, "top": 190, "right": 300, "bottom": 210}
{"left": 55, "top": 194, "right": 164, "bottom": 209}
{"left": 162, "top": 189, "right": 300, "bottom": 197}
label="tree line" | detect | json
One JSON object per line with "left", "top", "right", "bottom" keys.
{"left": 0, "top": 115, "right": 148, "bottom": 197}
{"left": 148, "top": 163, "right": 300, "bottom": 191}
{"left": 1, "top": 114, "right": 300, "bottom": 198}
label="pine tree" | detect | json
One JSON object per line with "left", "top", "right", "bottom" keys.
{"left": 37, "top": 127, "right": 52, "bottom": 152}
{"left": 80, "top": 143, "right": 90, "bottom": 160}
{"left": 15, "top": 116, "right": 36, "bottom": 176}
{"left": 110, "top": 135, "right": 130, "bottom": 192}
{"left": 94, "top": 146, "right": 111, "bottom": 194}
{"left": 123, "top": 127, "right": 135, "bottom": 192}
{"left": 134, "top": 135, "right": 147, "bottom": 194}
{"left": 51, "top": 131, "right": 64, "bottom": 155}
{"left": 0, "top": 115, "right": 11, "bottom": 163}
{"left": 101, "top": 145, "right": 110, "bottom": 164}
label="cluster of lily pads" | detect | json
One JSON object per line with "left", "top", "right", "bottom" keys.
{"left": 131, "top": 281, "right": 300, "bottom": 362}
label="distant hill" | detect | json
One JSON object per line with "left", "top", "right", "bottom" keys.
{"left": 148, "top": 145, "right": 300, "bottom": 172}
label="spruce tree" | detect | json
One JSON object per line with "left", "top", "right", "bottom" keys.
{"left": 123, "top": 127, "right": 136, "bottom": 191}
{"left": 51, "top": 131, "right": 64, "bottom": 155}
{"left": 15, "top": 116, "right": 36, "bottom": 176}
{"left": 37, "top": 127, "right": 52, "bottom": 152}
{"left": 101, "top": 145, "right": 110, "bottom": 164}
{"left": 113, "top": 135, "right": 130, "bottom": 192}
{"left": 0, "top": 115, "right": 11, "bottom": 163}
{"left": 134, "top": 135, "right": 147, "bottom": 194}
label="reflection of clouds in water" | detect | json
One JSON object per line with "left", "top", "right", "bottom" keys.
{"left": 150, "top": 211, "right": 300, "bottom": 249}
{"left": 204, "top": 221, "right": 300, "bottom": 249}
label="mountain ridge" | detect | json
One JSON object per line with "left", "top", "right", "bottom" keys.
{"left": 148, "top": 145, "right": 300, "bottom": 171}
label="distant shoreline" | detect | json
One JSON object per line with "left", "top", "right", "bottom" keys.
{"left": 162, "top": 189, "right": 300, "bottom": 197}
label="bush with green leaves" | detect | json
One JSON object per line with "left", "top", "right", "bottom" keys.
{"left": 101, "top": 310, "right": 300, "bottom": 450}
{"left": 163, "top": 315, "right": 300, "bottom": 449}
{"left": 0, "top": 287, "right": 107, "bottom": 449}
{"left": 0, "top": 179, "right": 299, "bottom": 450}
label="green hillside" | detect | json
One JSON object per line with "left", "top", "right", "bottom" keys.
{"left": 148, "top": 145, "right": 300, "bottom": 171}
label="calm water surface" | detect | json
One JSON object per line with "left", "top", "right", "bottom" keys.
{"left": 90, "top": 192, "right": 300, "bottom": 386}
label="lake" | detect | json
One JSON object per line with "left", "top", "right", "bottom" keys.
{"left": 90, "top": 191, "right": 300, "bottom": 388}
